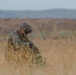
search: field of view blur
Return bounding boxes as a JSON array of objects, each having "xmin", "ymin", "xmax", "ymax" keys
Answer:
[{"xmin": 0, "ymin": 18, "xmax": 76, "ymax": 75}]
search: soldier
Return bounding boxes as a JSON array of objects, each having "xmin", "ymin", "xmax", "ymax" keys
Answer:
[{"xmin": 5, "ymin": 23, "xmax": 45, "ymax": 67}]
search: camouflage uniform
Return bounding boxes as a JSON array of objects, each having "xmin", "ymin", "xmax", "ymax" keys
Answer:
[{"xmin": 5, "ymin": 23, "xmax": 45, "ymax": 67}]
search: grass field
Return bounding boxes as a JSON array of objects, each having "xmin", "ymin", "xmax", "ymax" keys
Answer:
[
  {"xmin": 0, "ymin": 19, "xmax": 76, "ymax": 75},
  {"xmin": 0, "ymin": 36, "xmax": 76, "ymax": 75}
]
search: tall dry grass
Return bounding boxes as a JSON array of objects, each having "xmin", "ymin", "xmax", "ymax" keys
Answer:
[{"xmin": 0, "ymin": 36, "xmax": 76, "ymax": 75}]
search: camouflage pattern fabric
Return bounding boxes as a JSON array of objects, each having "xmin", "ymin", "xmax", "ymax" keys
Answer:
[{"xmin": 5, "ymin": 30, "xmax": 45, "ymax": 67}]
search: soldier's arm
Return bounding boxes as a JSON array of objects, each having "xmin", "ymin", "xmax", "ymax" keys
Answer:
[
  {"xmin": 27, "ymin": 40, "xmax": 41, "ymax": 53},
  {"xmin": 28, "ymin": 40, "xmax": 46, "ymax": 66}
]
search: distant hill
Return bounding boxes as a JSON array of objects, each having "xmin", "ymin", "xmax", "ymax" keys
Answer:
[{"xmin": 0, "ymin": 9, "xmax": 76, "ymax": 19}]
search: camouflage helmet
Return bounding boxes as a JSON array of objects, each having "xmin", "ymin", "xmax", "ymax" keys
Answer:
[{"xmin": 20, "ymin": 23, "xmax": 32, "ymax": 33}]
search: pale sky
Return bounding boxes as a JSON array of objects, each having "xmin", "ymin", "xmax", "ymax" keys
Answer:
[{"xmin": 0, "ymin": 0, "xmax": 76, "ymax": 10}]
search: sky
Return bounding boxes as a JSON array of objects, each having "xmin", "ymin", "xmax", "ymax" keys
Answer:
[{"xmin": 0, "ymin": 0, "xmax": 76, "ymax": 10}]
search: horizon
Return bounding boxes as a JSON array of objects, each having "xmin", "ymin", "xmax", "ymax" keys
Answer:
[{"xmin": 0, "ymin": 8, "xmax": 76, "ymax": 11}]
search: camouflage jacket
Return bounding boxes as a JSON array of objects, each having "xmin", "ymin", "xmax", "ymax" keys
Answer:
[
  {"xmin": 8, "ymin": 30, "xmax": 32, "ymax": 47},
  {"xmin": 7, "ymin": 30, "xmax": 45, "ymax": 66}
]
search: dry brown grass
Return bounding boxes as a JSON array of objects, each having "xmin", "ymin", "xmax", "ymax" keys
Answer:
[
  {"xmin": 0, "ymin": 37, "xmax": 76, "ymax": 75},
  {"xmin": 0, "ymin": 18, "xmax": 76, "ymax": 75}
]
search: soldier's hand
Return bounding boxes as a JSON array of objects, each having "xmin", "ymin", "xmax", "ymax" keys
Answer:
[
  {"xmin": 29, "ymin": 43, "xmax": 38, "ymax": 50},
  {"xmin": 29, "ymin": 43, "xmax": 34, "ymax": 48}
]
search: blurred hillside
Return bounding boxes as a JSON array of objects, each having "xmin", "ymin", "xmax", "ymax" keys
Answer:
[{"xmin": 1, "ymin": 9, "xmax": 76, "ymax": 19}]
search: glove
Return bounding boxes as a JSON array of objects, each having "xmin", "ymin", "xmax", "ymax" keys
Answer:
[
  {"xmin": 29, "ymin": 44, "xmax": 38, "ymax": 50},
  {"xmin": 29, "ymin": 43, "xmax": 34, "ymax": 48}
]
